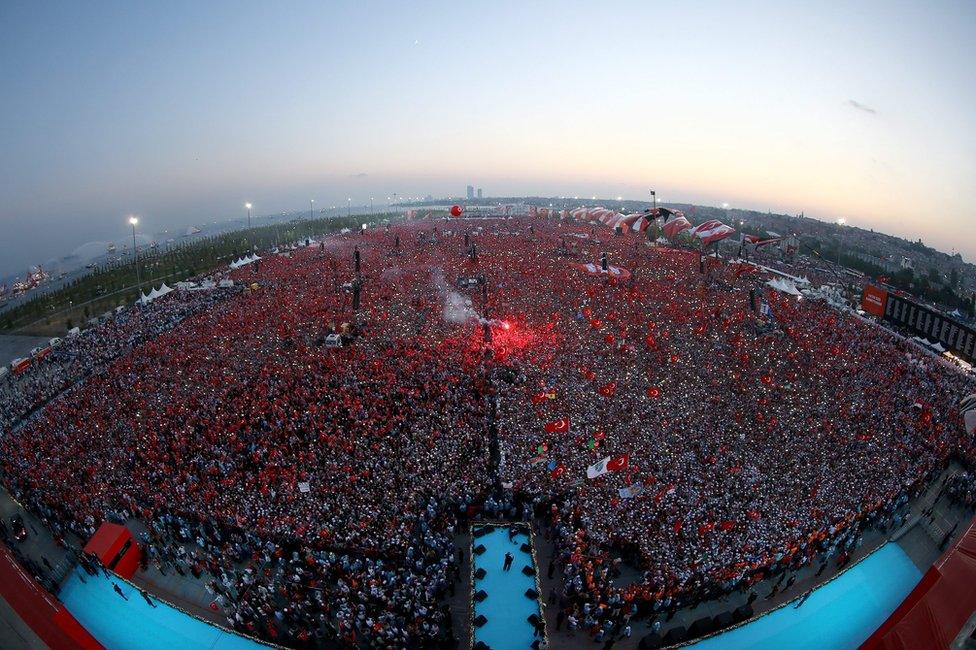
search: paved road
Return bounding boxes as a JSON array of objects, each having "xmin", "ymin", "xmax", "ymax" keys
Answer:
[
  {"xmin": 0, "ymin": 335, "xmax": 49, "ymax": 366},
  {"xmin": 0, "ymin": 594, "xmax": 48, "ymax": 650}
]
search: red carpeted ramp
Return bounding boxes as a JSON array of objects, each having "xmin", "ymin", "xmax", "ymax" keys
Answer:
[
  {"xmin": 862, "ymin": 516, "xmax": 976, "ymax": 650},
  {"xmin": 0, "ymin": 545, "xmax": 102, "ymax": 649},
  {"xmin": 83, "ymin": 522, "xmax": 141, "ymax": 580}
]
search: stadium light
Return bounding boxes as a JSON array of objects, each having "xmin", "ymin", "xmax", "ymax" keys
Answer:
[
  {"xmin": 128, "ymin": 216, "xmax": 141, "ymax": 290},
  {"xmin": 245, "ymin": 203, "xmax": 252, "ymax": 229}
]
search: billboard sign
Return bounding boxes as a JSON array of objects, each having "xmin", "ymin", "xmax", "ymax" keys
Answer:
[{"xmin": 861, "ymin": 284, "xmax": 888, "ymax": 317}]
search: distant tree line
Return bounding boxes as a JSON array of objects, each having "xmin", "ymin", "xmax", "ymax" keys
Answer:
[{"xmin": 0, "ymin": 213, "xmax": 398, "ymax": 332}]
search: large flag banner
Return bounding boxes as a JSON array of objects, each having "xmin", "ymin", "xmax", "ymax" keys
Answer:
[
  {"xmin": 690, "ymin": 220, "xmax": 736, "ymax": 246},
  {"xmin": 619, "ymin": 482, "xmax": 644, "ymax": 499},
  {"xmin": 607, "ymin": 454, "xmax": 629, "ymax": 472},
  {"xmin": 631, "ymin": 216, "xmax": 652, "ymax": 233},
  {"xmin": 575, "ymin": 262, "xmax": 633, "ymax": 281},
  {"xmin": 544, "ymin": 417, "xmax": 570, "ymax": 433},
  {"xmin": 662, "ymin": 216, "xmax": 693, "ymax": 239},
  {"xmin": 587, "ymin": 457, "xmax": 611, "ymax": 479},
  {"xmin": 744, "ymin": 234, "xmax": 783, "ymax": 248},
  {"xmin": 586, "ymin": 454, "xmax": 629, "ymax": 479},
  {"xmin": 531, "ymin": 390, "xmax": 556, "ymax": 405}
]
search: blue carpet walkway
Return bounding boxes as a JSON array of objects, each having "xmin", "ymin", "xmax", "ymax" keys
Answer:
[
  {"xmin": 689, "ymin": 543, "xmax": 921, "ymax": 650},
  {"xmin": 59, "ymin": 568, "xmax": 268, "ymax": 650}
]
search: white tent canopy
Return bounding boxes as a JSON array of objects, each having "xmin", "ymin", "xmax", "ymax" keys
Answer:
[
  {"xmin": 229, "ymin": 253, "xmax": 261, "ymax": 269},
  {"xmin": 137, "ymin": 283, "xmax": 175, "ymax": 305},
  {"xmin": 766, "ymin": 277, "xmax": 804, "ymax": 297}
]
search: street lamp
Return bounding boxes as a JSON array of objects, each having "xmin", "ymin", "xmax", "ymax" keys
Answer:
[
  {"xmin": 129, "ymin": 216, "xmax": 141, "ymax": 290},
  {"xmin": 836, "ymin": 219, "xmax": 847, "ymax": 265},
  {"xmin": 370, "ymin": 197, "xmax": 374, "ymax": 214},
  {"xmin": 347, "ymin": 197, "xmax": 352, "ymax": 217},
  {"xmin": 245, "ymin": 202, "xmax": 252, "ymax": 229},
  {"xmin": 310, "ymin": 199, "xmax": 315, "ymax": 221}
]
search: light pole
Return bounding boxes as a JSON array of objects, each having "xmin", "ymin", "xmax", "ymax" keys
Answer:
[
  {"xmin": 129, "ymin": 216, "xmax": 141, "ymax": 291},
  {"xmin": 347, "ymin": 197, "xmax": 352, "ymax": 217},
  {"xmin": 245, "ymin": 202, "xmax": 252, "ymax": 229},
  {"xmin": 310, "ymin": 199, "xmax": 315, "ymax": 221},
  {"xmin": 836, "ymin": 218, "xmax": 846, "ymax": 265},
  {"xmin": 650, "ymin": 189, "xmax": 656, "ymax": 210},
  {"xmin": 370, "ymin": 197, "xmax": 374, "ymax": 214}
]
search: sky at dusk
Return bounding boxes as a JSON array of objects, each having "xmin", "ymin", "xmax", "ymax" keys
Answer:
[{"xmin": 1, "ymin": 1, "xmax": 975, "ymax": 276}]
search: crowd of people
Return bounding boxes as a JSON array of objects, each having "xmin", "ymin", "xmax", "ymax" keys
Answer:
[
  {"xmin": 0, "ymin": 216, "xmax": 973, "ymax": 648},
  {"xmin": 0, "ymin": 285, "xmax": 235, "ymax": 435}
]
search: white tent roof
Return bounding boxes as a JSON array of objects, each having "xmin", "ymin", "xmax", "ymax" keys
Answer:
[
  {"xmin": 229, "ymin": 253, "xmax": 261, "ymax": 269},
  {"xmin": 766, "ymin": 277, "xmax": 804, "ymax": 297},
  {"xmin": 137, "ymin": 283, "xmax": 175, "ymax": 304}
]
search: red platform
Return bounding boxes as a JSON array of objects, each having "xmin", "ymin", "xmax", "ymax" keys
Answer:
[
  {"xmin": 83, "ymin": 522, "xmax": 141, "ymax": 580},
  {"xmin": 0, "ymin": 545, "xmax": 102, "ymax": 649},
  {"xmin": 862, "ymin": 516, "xmax": 976, "ymax": 650}
]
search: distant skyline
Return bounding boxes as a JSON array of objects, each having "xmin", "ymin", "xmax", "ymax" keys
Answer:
[{"xmin": 2, "ymin": 1, "xmax": 975, "ymax": 276}]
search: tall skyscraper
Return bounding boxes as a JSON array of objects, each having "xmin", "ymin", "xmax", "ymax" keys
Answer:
[
  {"xmin": 477, "ymin": 188, "xmax": 483, "ymax": 199},
  {"xmin": 466, "ymin": 185, "xmax": 475, "ymax": 200}
]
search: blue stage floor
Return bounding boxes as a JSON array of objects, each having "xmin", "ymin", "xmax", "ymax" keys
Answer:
[
  {"xmin": 59, "ymin": 568, "xmax": 267, "ymax": 650},
  {"xmin": 472, "ymin": 526, "xmax": 542, "ymax": 649},
  {"xmin": 689, "ymin": 543, "xmax": 922, "ymax": 650}
]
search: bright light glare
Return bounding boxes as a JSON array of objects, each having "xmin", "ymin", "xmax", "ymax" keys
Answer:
[
  {"xmin": 128, "ymin": 216, "xmax": 138, "ymax": 225},
  {"xmin": 245, "ymin": 202, "xmax": 252, "ymax": 209}
]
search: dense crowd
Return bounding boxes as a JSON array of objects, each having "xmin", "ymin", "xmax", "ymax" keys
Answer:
[
  {"xmin": 0, "ymin": 217, "xmax": 972, "ymax": 648},
  {"xmin": 0, "ymin": 284, "xmax": 235, "ymax": 434}
]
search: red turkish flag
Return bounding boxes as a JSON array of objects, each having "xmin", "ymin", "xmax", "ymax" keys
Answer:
[
  {"xmin": 597, "ymin": 382, "xmax": 616, "ymax": 397},
  {"xmin": 607, "ymin": 454, "xmax": 629, "ymax": 472},
  {"xmin": 544, "ymin": 417, "xmax": 570, "ymax": 433}
]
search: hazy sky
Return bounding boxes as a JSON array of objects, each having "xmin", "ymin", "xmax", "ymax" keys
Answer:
[{"xmin": 1, "ymin": 1, "xmax": 975, "ymax": 276}]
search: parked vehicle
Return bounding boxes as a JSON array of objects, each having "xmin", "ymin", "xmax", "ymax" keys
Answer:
[{"xmin": 9, "ymin": 514, "xmax": 27, "ymax": 542}]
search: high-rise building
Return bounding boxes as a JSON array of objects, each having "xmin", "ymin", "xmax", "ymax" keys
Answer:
[
  {"xmin": 477, "ymin": 188, "xmax": 483, "ymax": 199},
  {"xmin": 466, "ymin": 185, "xmax": 475, "ymax": 200}
]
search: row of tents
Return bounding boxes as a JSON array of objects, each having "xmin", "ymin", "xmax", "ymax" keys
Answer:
[
  {"xmin": 137, "ymin": 283, "xmax": 174, "ymax": 305},
  {"xmin": 229, "ymin": 253, "xmax": 261, "ymax": 269}
]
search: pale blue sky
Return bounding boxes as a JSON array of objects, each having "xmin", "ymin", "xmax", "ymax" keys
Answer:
[{"xmin": 1, "ymin": 1, "xmax": 974, "ymax": 274}]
